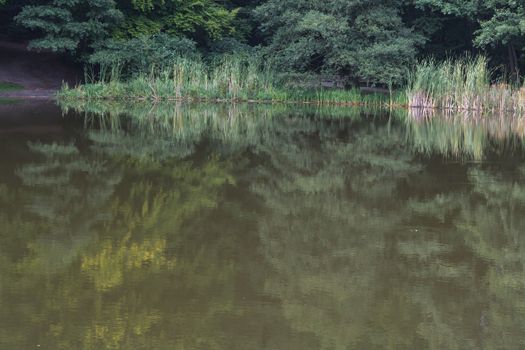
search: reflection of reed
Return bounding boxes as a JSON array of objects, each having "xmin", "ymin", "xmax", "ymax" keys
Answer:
[
  {"xmin": 59, "ymin": 100, "xmax": 396, "ymax": 145},
  {"xmin": 68, "ymin": 102, "xmax": 278, "ymax": 147},
  {"xmin": 406, "ymin": 109, "xmax": 525, "ymax": 160},
  {"xmin": 61, "ymin": 98, "xmax": 525, "ymax": 161},
  {"xmin": 408, "ymin": 88, "xmax": 525, "ymax": 114}
]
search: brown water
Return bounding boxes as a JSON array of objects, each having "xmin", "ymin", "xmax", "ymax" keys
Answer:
[{"xmin": 1, "ymin": 101, "xmax": 525, "ymax": 349}]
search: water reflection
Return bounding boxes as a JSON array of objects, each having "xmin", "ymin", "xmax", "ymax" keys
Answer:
[
  {"xmin": 63, "ymin": 100, "xmax": 525, "ymax": 160},
  {"xmin": 0, "ymin": 101, "xmax": 525, "ymax": 349},
  {"xmin": 407, "ymin": 108, "xmax": 525, "ymax": 160}
]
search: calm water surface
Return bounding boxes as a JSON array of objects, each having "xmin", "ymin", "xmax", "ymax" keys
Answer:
[{"xmin": 1, "ymin": 101, "xmax": 525, "ymax": 349}]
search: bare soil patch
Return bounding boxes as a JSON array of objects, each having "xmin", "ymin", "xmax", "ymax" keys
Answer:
[{"xmin": 0, "ymin": 41, "xmax": 79, "ymax": 99}]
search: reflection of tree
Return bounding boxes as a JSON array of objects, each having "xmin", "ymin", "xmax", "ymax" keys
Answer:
[
  {"xmin": 0, "ymin": 127, "xmax": 239, "ymax": 349},
  {"xmin": 411, "ymin": 167, "xmax": 525, "ymax": 349},
  {"xmin": 400, "ymin": 166, "xmax": 525, "ymax": 349},
  {"xmin": 13, "ymin": 141, "xmax": 121, "ymax": 270},
  {"xmin": 251, "ymin": 119, "xmax": 427, "ymax": 349},
  {"xmin": 3, "ymin": 102, "xmax": 525, "ymax": 349},
  {"xmin": 251, "ymin": 115, "xmax": 525, "ymax": 349}
]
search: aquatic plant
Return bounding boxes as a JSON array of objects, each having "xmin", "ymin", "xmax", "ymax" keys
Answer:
[
  {"xmin": 407, "ymin": 57, "xmax": 525, "ymax": 114},
  {"xmin": 57, "ymin": 55, "xmax": 398, "ymax": 107}
]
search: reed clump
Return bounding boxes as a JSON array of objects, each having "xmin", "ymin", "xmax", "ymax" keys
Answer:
[
  {"xmin": 407, "ymin": 57, "xmax": 525, "ymax": 114},
  {"xmin": 58, "ymin": 56, "xmax": 397, "ymax": 107}
]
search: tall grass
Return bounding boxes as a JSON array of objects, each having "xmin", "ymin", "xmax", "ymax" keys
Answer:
[
  {"xmin": 407, "ymin": 56, "xmax": 525, "ymax": 114},
  {"xmin": 58, "ymin": 56, "xmax": 397, "ymax": 107}
]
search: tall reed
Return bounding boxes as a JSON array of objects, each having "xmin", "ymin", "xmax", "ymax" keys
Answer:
[
  {"xmin": 407, "ymin": 57, "xmax": 525, "ymax": 114},
  {"xmin": 58, "ymin": 56, "xmax": 396, "ymax": 107}
]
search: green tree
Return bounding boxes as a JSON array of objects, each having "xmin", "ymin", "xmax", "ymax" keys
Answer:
[
  {"xmin": 14, "ymin": 0, "xmax": 123, "ymax": 54},
  {"xmin": 89, "ymin": 33, "xmax": 198, "ymax": 74},
  {"xmin": 474, "ymin": 0, "xmax": 525, "ymax": 79},
  {"xmin": 254, "ymin": 0, "xmax": 425, "ymax": 85},
  {"xmin": 113, "ymin": 0, "xmax": 239, "ymax": 45},
  {"xmin": 413, "ymin": 0, "xmax": 525, "ymax": 79},
  {"xmin": 13, "ymin": 0, "xmax": 238, "ymax": 60}
]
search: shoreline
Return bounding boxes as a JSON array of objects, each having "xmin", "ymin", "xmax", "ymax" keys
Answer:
[{"xmin": 0, "ymin": 90, "xmax": 57, "ymax": 99}]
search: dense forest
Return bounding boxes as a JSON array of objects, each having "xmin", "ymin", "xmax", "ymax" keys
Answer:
[{"xmin": 1, "ymin": 0, "xmax": 524, "ymax": 86}]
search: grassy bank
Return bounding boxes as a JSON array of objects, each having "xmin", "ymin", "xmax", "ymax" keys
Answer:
[
  {"xmin": 407, "ymin": 57, "xmax": 525, "ymax": 114},
  {"xmin": 59, "ymin": 56, "xmax": 525, "ymax": 116},
  {"xmin": 57, "ymin": 57, "xmax": 403, "ymax": 107}
]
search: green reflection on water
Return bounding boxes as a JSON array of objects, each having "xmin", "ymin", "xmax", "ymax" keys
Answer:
[
  {"xmin": 406, "ymin": 109, "xmax": 525, "ymax": 160},
  {"xmin": 62, "ymin": 100, "xmax": 525, "ymax": 161},
  {"xmin": 0, "ymin": 102, "xmax": 525, "ymax": 349},
  {"xmin": 1, "ymin": 131, "xmax": 237, "ymax": 349}
]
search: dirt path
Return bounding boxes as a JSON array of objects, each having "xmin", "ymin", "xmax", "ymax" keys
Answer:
[{"xmin": 0, "ymin": 42, "xmax": 79, "ymax": 99}]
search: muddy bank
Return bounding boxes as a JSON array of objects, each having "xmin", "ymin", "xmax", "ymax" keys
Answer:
[{"xmin": 0, "ymin": 41, "xmax": 79, "ymax": 98}]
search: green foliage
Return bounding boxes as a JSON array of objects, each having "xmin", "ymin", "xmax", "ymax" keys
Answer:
[
  {"xmin": 12, "ymin": 0, "xmax": 238, "ymax": 60},
  {"xmin": 407, "ymin": 56, "xmax": 525, "ymax": 113},
  {"xmin": 8, "ymin": 0, "xmax": 525, "ymax": 85},
  {"xmin": 15, "ymin": 0, "xmax": 123, "ymax": 54},
  {"xmin": 206, "ymin": 37, "xmax": 255, "ymax": 60},
  {"xmin": 474, "ymin": 1, "xmax": 525, "ymax": 48},
  {"xmin": 114, "ymin": 0, "xmax": 239, "ymax": 43},
  {"xmin": 415, "ymin": 0, "xmax": 525, "ymax": 49},
  {"xmin": 58, "ymin": 55, "xmax": 398, "ymax": 105},
  {"xmin": 413, "ymin": 0, "xmax": 525, "ymax": 76},
  {"xmin": 255, "ymin": 0, "xmax": 425, "ymax": 84},
  {"xmin": 89, "ymin": 33, "xmax": 198, "ymax": 75},
  {"xmin": 413, "ymin": 0, "xmax": 479, "ymax": 17}
]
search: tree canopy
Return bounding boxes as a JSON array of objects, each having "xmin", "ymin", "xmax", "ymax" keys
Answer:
[
  {"xmin": 2, "ymin": 0, "xmax": 525, "ymax": 85},
  {"xmin": 254, "ymin": 0, "xmax": 425, "ymax": 84}
]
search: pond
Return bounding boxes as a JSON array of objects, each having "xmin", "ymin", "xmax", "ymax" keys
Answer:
[{"xmin": 1, "ymin": 100, "xmax": 525, "ymax": 349}]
